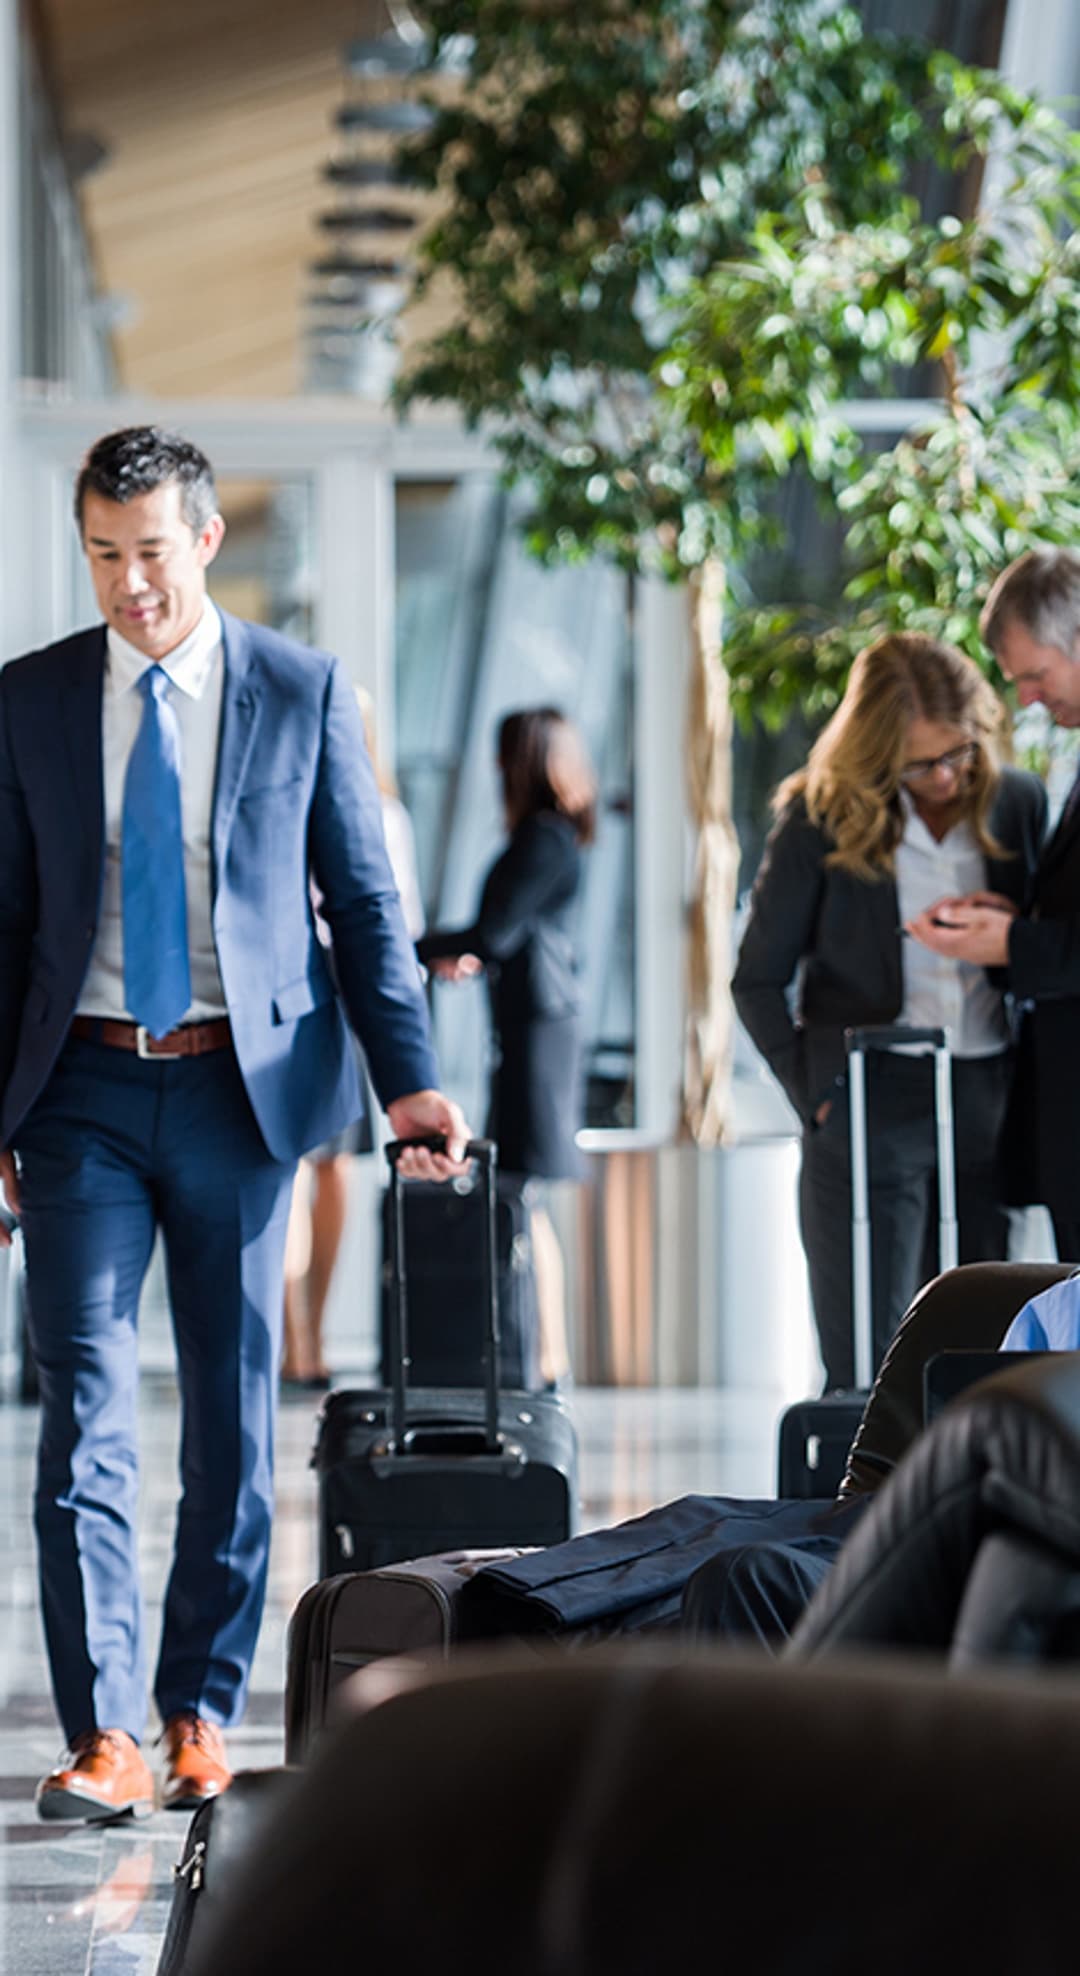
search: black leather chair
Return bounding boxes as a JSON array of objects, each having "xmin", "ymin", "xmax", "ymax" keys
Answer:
[
  {"xmin": 790, "ymin": 1349, "xmax": 1080, "ymax": 1665},
  {"xmin": 838, "ymin": 1258, "xmax": 1076, "ymax": 1497},
  {"xmin": 188, "ymin": 1647, "xmax": 1080, "ymax": 1976},
  {"xmin": 682, "ymin": 1260, "xmax": 1077, "ymax": 1643}
]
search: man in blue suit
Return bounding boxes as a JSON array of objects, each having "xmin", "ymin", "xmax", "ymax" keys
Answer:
[{"xmin": 0, "ymin": 426, "xmax": 466, "ymax": 1822}]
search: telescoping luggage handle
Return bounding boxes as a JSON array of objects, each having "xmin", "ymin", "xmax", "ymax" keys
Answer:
[
  {"xmin": 844, "ymin": 1025, "xmax": 958, "ymax": 1390},
  {"xmin": 384, "ymin": 1135, "xmax": 502, "ymax": 1458}
]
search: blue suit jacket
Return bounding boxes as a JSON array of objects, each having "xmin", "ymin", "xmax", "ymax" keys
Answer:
[{"xmin": 0, "ymin": 610, "xmax": 439, "ymax": 1161}]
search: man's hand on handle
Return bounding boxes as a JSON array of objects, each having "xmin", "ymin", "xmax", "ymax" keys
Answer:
[
  {"xmin": 386, "ymin": 1090, "xmax": 471, "ymax": 1181},
  {"xmin": 0, "ymin": 1149, "xmax": 20, "ymax": 1246}
]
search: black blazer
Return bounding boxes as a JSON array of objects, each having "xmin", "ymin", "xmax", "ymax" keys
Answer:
[
  {"xmin": 733, "ymin": 765, "xmax": 1047, "ymax": 1125},
  {"xmin": 417, "ymin": 812, "xmax": 583, "ymax": 1031},
  {"xmin": 1003, "ymin": 785, "xmax": 1080, "ymax": 1211}
]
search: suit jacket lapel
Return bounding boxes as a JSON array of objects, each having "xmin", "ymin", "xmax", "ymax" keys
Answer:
[
  {"xmin": 1040, "ymin": 774, "xmax": 1080, "ymax": 878},
  {"xmin": 212, "ymin": 611, "xmax": 262, "ymax": 891},
  {"xmin": 61, "ymin": 631, "xmax": 106, "ymax": 886}
]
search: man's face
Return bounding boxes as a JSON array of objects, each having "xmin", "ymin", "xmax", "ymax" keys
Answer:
[
  {"xmin": 996, "ymin": 616, "xmax": 1080, "ymax": 728},
  {"xmin": 81, "ymin": 480, "xmax": 225, "ymax": 660}
]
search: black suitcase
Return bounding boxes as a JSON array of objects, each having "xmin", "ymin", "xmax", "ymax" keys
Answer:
[
  {"xmin": 777, "ymin": 1396, "xmax": 866, "ymax": 1501},
  {"xmin": 284, "ymin": 1546, "xmax": 534, "ymax": 1763},
  {"xmin": 377, "ymin": 1170, "xmax": 542, "ymax": 1390},
  {"xmin": 312, "ymin": 1135, "xmax": 579, "ymax": 1578},
  {"xmin": 155, "ymin": 1768, "xmax": 300, "ymax": 1976},
  {"xmin": 778, "ymin": 1025, "xmax": 958, "ymax": 1499}
]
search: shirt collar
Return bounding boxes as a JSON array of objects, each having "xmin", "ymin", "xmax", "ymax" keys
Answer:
[
  {"xmin": 106, "ymin": 598, "xmax": 222, "ymax": 701},
  {"xmin": 899, "ymin": 786, "xmax": 971, "ymax": 849}
]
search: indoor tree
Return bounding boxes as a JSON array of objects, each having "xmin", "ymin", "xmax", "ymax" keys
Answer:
[{"xmin": 394, "ymin": 0, "xmax": 1034, "ymax": 1141}]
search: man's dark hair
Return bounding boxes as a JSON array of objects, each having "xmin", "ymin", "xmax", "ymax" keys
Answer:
[
  {"xmin": 498, "ymin": 705, "xmax": 598, "ymax": 845},
  {"xmin": 74, "ymin": 426, "xmax": 219, "ymax": 537}
]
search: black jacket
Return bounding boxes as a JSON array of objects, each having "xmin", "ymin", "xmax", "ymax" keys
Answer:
[
  {"xmin": 1003, "ymin": 783, "xmax": 1080, "ymax": 1211},
  {"xmin": 417, "ymin": 811, "xmax": 585, "ymax": 1179},
  {"xmin": 732, "ymin": 766, "xmax": 1047, "ymax": 1125},
  {"xmin": 417, "ymin": 812, "xmax": 583, "ymax": 1030}
]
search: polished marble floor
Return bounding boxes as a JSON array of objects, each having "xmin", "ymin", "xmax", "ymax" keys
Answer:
[{"xmin": 0, "ymin": 1351, "xmax": 783, "ymax": 1973}]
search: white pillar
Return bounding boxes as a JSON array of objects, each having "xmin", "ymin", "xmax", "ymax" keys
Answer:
[
  {"xmin": 316, "ymin": 449, "xmax": 397, "ymax": 757},
  {"xmin": 999, "ymin": 0, "xmax": 1080, "ymax": 104}
]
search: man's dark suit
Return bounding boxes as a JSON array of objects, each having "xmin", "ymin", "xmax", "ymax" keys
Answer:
[
  {"xmin": 0, "ymin": 610, "xmax": 438, "ymax": 1741},
  {"xmin": 1005, "ymin": 777, "xmax": 1080, "ymax": 1255}
]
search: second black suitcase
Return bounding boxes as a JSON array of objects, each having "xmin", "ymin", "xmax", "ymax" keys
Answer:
[
  {"xmin": 313, "ymin": 1137, "xmax": 579, "ymax": 1578},
  {"xmin": 777, "ymin": 1395, "xmax": 866, "ymax": 1500},
  {"xmin": 777, "ymin": 1025, "xmax": 959, "ymax": 1499}
]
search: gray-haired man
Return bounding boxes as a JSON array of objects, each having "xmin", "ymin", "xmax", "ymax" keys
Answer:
[{"xmin": 907, "ymin": 547, "xmax": 1080, "ymax": 1256}]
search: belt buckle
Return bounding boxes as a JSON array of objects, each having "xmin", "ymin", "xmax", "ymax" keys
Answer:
[{"xmin": 136, "ymin": 1025, "xmax": 183, "ymax": 1060}]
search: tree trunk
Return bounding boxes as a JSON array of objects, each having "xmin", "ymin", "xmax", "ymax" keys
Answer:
[{"xmin": 682, "ymin": 558, "xmax": 740, "ymax": 1147}]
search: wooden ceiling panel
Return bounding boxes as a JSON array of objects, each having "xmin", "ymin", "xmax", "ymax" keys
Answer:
[{"xmin": 35, "ymin": 0, "xmax": 420, "ymax": 399}]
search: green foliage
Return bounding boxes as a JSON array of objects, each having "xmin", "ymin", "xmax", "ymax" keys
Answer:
[
  {"xmin": 397, "ymin": 1, "xmax": 941, "ymax": 574},
  {"xmin": 667, "ymin": 68, "xmax": 1080, "ymax": 723},
  {"xmin": 397, "ymin": 4, "xmax": 1080, "ymax": 725}
]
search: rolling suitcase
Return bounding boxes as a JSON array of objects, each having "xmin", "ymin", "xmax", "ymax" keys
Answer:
[
  {"xmin": 312, "ymin": 1135, "xmax": 578, "ymax": 1578},
  {"xmin": 777, "ymin": 1024, "xmax": 958, "ymax": 1499},
  {"xmin": 377, "ymin": 1170, "xmax": 542, "ymax": 1390},
  {"xmin": 284, "ymin": 1546, "xmax": 534, "ymax": 1763}
]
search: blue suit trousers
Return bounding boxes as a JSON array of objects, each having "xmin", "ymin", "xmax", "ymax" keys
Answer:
[{"xmin": 14, "ymin": 1034, "xmax": 295, "ymax": 1743}]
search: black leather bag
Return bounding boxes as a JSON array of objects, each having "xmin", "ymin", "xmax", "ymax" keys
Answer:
[
  {"xmin": 284, "ymin": 1546, "xmax": 534, "ymax": 1764},
  {"xmin": 155, "ymin": 1769, "xmax": 300, "ymax": 1976}
]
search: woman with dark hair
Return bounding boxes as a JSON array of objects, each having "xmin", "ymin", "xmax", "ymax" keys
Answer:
[
  {"xmin": 417, "ymin": 707, "xmax": 597, "ymax": 1382},
  {"xmin": 733, "ymin": 631, "xmax": 1047, "ymax": 1391}
]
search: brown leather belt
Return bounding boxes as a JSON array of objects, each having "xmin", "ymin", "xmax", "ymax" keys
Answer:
[{"xmin": 70, "ymin": 1015, "xmax": 233, "ymax": 1059}]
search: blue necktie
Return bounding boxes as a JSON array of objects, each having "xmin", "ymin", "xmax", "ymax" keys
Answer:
[{"xmin": 122, "ymin": 666, "xmax": 191, "ymax": 1039}]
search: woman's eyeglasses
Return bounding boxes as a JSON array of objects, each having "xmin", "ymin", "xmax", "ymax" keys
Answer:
[{"xmin": 899, "ymin": 742, "xmax": 978, "ymax": 787}]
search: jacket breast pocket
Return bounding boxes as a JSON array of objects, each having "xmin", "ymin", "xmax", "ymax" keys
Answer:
[
  {"xmin": 271, "ymin": 970, "xmax": 335, "ymax": 1025},
  {"xmin": 238, "ymin": 774, "xmax": 305, "ymax": 807}
]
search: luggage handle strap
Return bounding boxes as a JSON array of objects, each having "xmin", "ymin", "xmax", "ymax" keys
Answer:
[
  {"xmin": 383, "ymin": 1136, "xmax": 502, "ymax": 1456},
  {"xmin": 845, "ymin": 1025, "xmax": 947, "ymax": 1054}
]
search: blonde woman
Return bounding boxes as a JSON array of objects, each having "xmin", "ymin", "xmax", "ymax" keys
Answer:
[{"xmin": 733, "ymin": 632, "xmax": 1046, "ymax": 1390}]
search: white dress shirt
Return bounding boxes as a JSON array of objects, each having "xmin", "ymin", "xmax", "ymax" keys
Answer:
[
  {"xmin": 78, "ymin": 599, "xmax": 228, "ymax": 1021},
  {"xmin": 893, "ymin": 793, "xmax": 1007, "ymax": 1058}
]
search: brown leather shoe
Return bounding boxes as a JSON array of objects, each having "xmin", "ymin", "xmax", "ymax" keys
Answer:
[
  {"xmin": 36, "ymin": 1729, "xmax": 154, "ymax": 1823},
  {"xmin": 160, "ymin": 1713, "xmax": 232, "ymax": 1811}
]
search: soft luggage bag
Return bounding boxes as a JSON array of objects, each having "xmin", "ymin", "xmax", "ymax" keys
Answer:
[
  {"xmin": 284, "ymin": 1546, "xmax": 535, "ymax": 1763},
  {"xmin": 155, "ymin": 1767, "xmax": 300, "ymax": 1976},
  {"xmin": 313, "ymin": 1136, "xmax": 578, "ymax": 1578},
  {"xmin": 777, "ymin": 1025, "xmax": 958, "ymax": 1499},
  {"xmin": 377, "ymin": 1170, "xmax": 542, "ymax": 1390}
]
